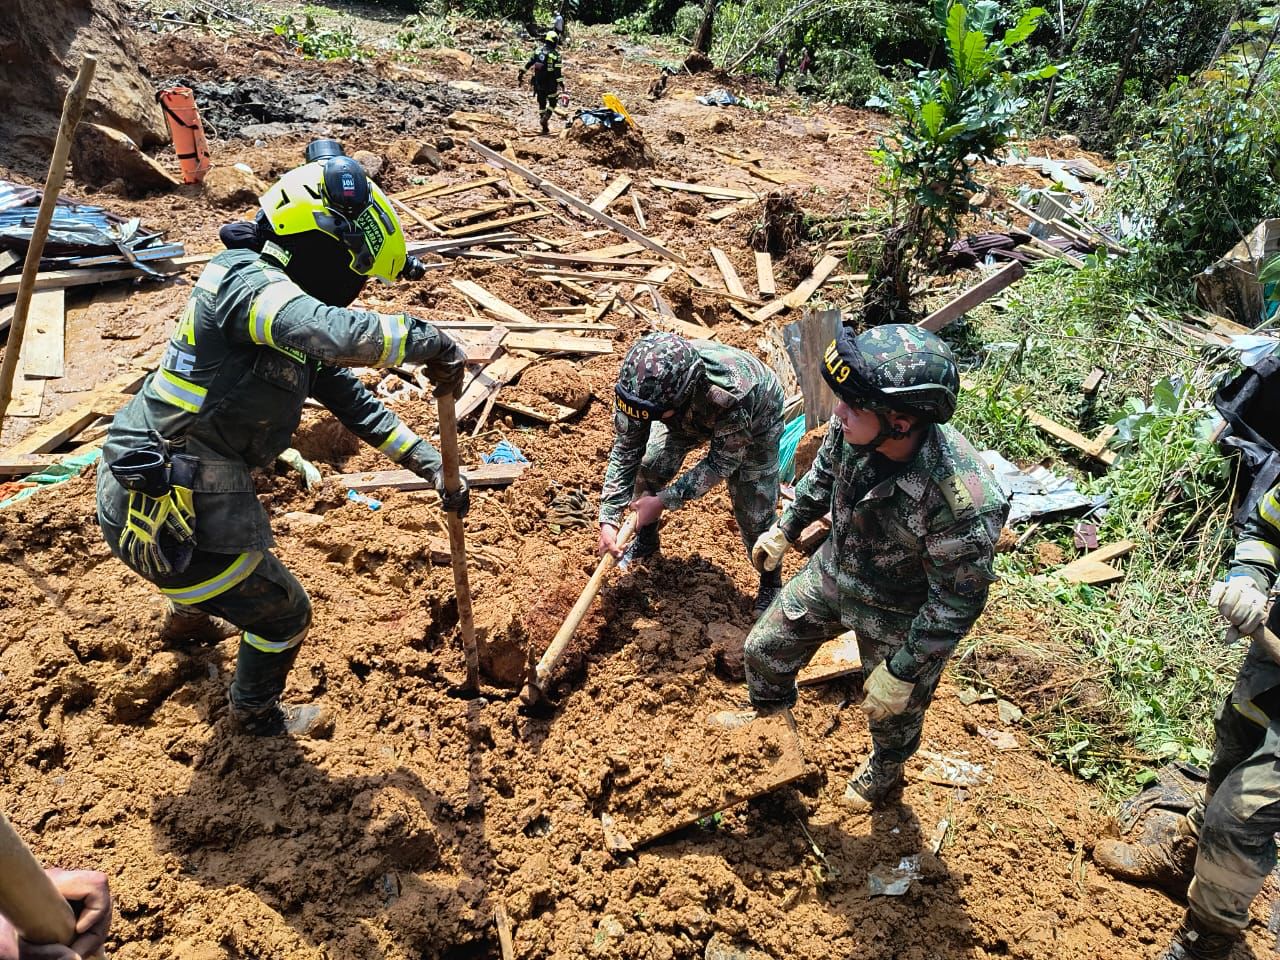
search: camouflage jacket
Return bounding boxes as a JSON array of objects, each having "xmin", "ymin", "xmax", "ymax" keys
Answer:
[
  {"xmin": 779, "ymin": 420, "xmax": 1009, "ymax": 681},
  {"xmin": 598, "ymin": 341, "xmax": 784, "ymax": 526},
  {"xmin": 100, "ymin": 247, "xmax": 454, "ymax": 554}
]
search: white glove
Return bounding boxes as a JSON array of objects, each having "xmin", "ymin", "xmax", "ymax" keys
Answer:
[
  {"xmin": 277, "ymin": 447, "xmax": 322, "ymax": 491},
  {"xmin": 1209, "ymin": 576, "xmax": 1269, "ymax": 635},
  {"xmin": 861, "ymin": 662, "xmax": 915, "ymax": 722},
  {"xmin": 751, "ymin": 524, "xmax": 790, "ymax": 572}
]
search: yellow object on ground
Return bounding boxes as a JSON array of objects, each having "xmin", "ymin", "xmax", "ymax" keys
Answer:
[{"xmin": 603, "ymin": 93, "xmax": 637, "ymax": 128}]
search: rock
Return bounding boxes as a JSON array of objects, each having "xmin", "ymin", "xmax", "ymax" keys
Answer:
[
  {"xmin": 591, "ymin": 914, "xmax": 626, "ymax": 954},
  {"xmin": 700, "ymin": 114, "xmax": 733, "ymax": 135},
  {"xmin": 412, "ymin": 143, "xmax": 444, "ymax": 169},
  {"xmin": 239, "ymin": 122, "xmax": 294, "ymax": 140},
  {"xmin": 352, "ymin": 150, "xmax": 385, "ymax": 180},
  {"xmin": 804, "ymin": 122, "xmax": 830, "ymax": 142},
  {"xmin": 0, "ymin": 0, "xmax": 166, "ymax": 178},
  {"xmin": 435, "ymin": 135, "xmax": 455, "ymax": 151},
  {"xmin": 70, "ymin": 123, "xmax": 179, "ymax": 196},
  {"xmin": 202, "ymin": 165, "xmax": 266, "ymax": 208},
  {"xmin": 705, "ymin": 934, "xmax": 773, "ymax": 960},
  {"xmin": 666, "ymin": 129, "xmax": 686, "ymax": 144}
]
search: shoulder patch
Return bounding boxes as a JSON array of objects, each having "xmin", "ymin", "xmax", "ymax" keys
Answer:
[{"xmin": 934, "ymin": 468, "xmax": 978, "ymax": 521}]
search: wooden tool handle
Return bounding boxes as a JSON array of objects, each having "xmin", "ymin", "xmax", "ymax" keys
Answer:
[
  {"xmin": 0, "ymin": 56, "xmax": 95, "ymax": 424},
  {"xmin": 0, "ymin": 812, "xmax": 76, "ymax": 946},
  {"xmin": 528, "ymin": 514, "xmax": 639, "ymax": 695},
  {"xmin": 436, "ymin": 392, "xmax": 479, "ymax": 692}
]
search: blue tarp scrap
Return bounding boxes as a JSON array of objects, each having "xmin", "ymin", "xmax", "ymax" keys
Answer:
[
  {"xmin": 482, "ymin": 441, "xmax": 530, "ymax": 465},
  {"xmin": 778, "ymin": 415, "xmax": 807, "ymax": 483},
  {"xmin": 695, "ymin": 88, "xmax": 740, "ymax": 107},
  {"xmin": 0, "ymin": 449, "xmax": 101, "ymax": 510}
]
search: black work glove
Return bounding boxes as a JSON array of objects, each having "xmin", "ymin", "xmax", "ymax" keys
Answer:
[
  {"xmin": 435, "ymin": 472, "xmax": 470, "ymax": 518},
  {"xmin": 423, "ymin": 334, "xmax": 466, "ymax": 398},
  {"xmin": 400, "ymin": 255, "xmax": 428, "ymax": 281}
]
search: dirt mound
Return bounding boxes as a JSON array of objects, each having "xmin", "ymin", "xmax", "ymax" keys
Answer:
[
  {"xmin": 0, "ymin": 0, "xmax": 166, "ymax": 175},
  {"xmin": 515, "ymin": 360, "xmax": 592, "ymax": 409},
  {"xmin": 565, "ymin": 121, "xmax": 655, "ymax": 169}
]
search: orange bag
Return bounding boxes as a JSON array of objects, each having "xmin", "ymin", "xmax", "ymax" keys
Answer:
[{"xmin": 157, "ymin": 87, "xmax": 211, "ymax": 184}]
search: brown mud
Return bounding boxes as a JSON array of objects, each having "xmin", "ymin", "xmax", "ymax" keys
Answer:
[{"xmin": 0, "ymin": 15, "xmax": 1274, "ymax": 960}]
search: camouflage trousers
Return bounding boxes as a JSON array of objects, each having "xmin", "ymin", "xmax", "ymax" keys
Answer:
[
  {"xmin": 639, "ymin": 420, "xmax": 782, "ymax": 557},
  {"xmin": 1180, "ymin": 632, "xmax": 1280, "ymax": 934},
  {"xmin": 743, "ymin": 557, "xmax": 946, "ymax": 764}
]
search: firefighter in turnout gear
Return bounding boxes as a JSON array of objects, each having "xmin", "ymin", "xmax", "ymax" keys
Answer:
[
  {"xmin": 96, "ymin": 141, "xmax": 469, "ymax": 738},
  {"xmin": 518, "ymin": 31, "xmax": 567, "ymax": 134},
  {"xmin": 1095, "ymin": 479, "xmax": 1280, "ymax": 959},
  {"xmin": 598, "ymin": 332, "xmax": 785, "ymax": 617},
  {"xmin": 730, "ymin": 324, "xmax": 1008, "ymax": 811}
]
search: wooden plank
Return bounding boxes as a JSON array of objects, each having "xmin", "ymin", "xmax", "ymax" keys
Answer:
[
  {"xmin": 783, "ymin": 308, "xmax": 843, "ymax": 431},
  {"xmin": 581, "ymin": 241, "xmax": 644, "ymax": 260},
  {"xmin": 0, "ymin": 253, "xmax": 212, "ymax": 297},
  {"xmin": 502, "ymin": 333, "xmax": 613, "ymax": 355},
  {"xmin": 0, "ymin": 454, "xmax": 65, "ymax": 478},
  {"xmin": 797, "ymin": 631, "xmax": 862, "ymax": 686},
  {"xmin": 521, "ymin": 251, "xmax": 662, "ymax": 269},
  {"xmin": 783, "ymin": 255, "xmax": 841, "ymax": 309},
  {"xmin": 710, "ymin": 247, "xmax": 749, "ymax": 300},
  {"xmin": 432, "ymin": 200, "xmax": 523, "ymax": 226},
  {"xmin": 1026, "ymin": 410, "xmax": 1118, "ymax": 466},
  {"xmin": 1082, "ymin": 368, "xmax": 1104, "ymax": 395},
  {"xmin": 456, "ymin": 354, "xmax": 531, "ymax": 419},
  {"xmin": 468, "ymin": 140, "xmax": 685, "ymax": 264},
  {"xmin": 451, "ymin": 280, "xmax": 538, "ymax": 327},
  {"xmin": 0, "ymin": 250, "xmax": 18, "ymax": 274},
  {"xmin": 917, "ymin": 260, "xmax": 1025, "ymax": 333},
  {"xmin": 0, "ymin": 368, "xmax": 149, "ymax": 456},
  {"xmin": 707, "ymin": 199, "xmax": 759, "ymax": 223},
  {"xmin": 431, "ymin": 319, "xmax": 615, "ymax": 333},
  {"xmin": 452, "ymin": 323, "xmax": 509, "ymax": 363},
  {"xmin": 335, "ymin": 461, "xmax": 528, "ymax": 493},
  {"xmin": 441, "ymin": 210, "xmax": 546, "ymax": 237},
  {"xmin": 530, "ymin": 268, "xmax": 658, "ymax": 284},
  {"xmin": 8, "ymin": 350, "xmax": 44, "ymax": 417},
  {"xmin": 631, "ymin": 192, "xmax": 647, "ymax": 230},
  {"xmin": 19, "ymin": 289, "xmax": 66, "ymax": 379},
  {"xmin": 493, "ymin": 397, "xmax": 578, "ymax": 423},
  {"xmin": 422, "ymin": 176, "xmax": 502, "ymax": 200},
  {"xmin": 589, "ymin": 175, "xmax": 633, "ymax": 212},
  {"xmin": 1049, "ymin": 541, "xmax": 1135, "ymax": 585},
  {"xmin": 755, "ymin": 251, "xmax": 776, "ymax": 297},
  {"xmin": 649, "ymin": 178, "xmax": 757, "ymax": 200}
]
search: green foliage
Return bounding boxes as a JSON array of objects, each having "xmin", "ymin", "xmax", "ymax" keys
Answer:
[
  {"xmin": 1109, "ymin": 4, "xmax": 1280, "ymax": 276},
  {"xmin": 272, "ymin": 11, "xmax": 367, "ymax": 61},
  {"xmin": 873, "ymin": 3, "xmax": 1055, "ymax": 255},
  {"xmin": 395, "ymin": 12, "xmax": 459, "ymax": 50}
]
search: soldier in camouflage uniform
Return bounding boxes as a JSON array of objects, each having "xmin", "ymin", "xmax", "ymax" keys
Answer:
[
  {"xmin": 1095, "ymin": 482, "xmax": 1280, "ymax": 959},
  {"xmin": 96, "ymin": 144, "xmax": 468, "ymax": 738},
  {"xmin": 598, "ymin": 332, "xmax": 785, "ymax": 614},
  {"xmin": 734, "ymin": 324, "xmax": 1008, "ymax": 811}
]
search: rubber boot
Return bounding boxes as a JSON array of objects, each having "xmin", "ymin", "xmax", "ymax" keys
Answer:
[
  {"xmin": 618, "ymin": 522, "xmax": 660, "ymax": 571},
  {"xmin": 843, "ymin": 752, "xmax": 906, "ymax": 812},
  {"xmin": 1154, "ymin": 912, "xmax": 1238, "ymax": 960},
  {"xmin": 1094, "ymin": 815, "xmax": 1198, "ymax": 897},
  {"xmin": 540, "ymin": 113, "xmax": 550, "ymax": 135},
  {"xmin": 159, "ymin": 601, "xmax": 238, "ymax": 647},
  {"xmin": 227, "ymin": 639, "xmax": 330, "ymax": 738},
  {"xmin": 753, "ymin": 567, "xmax": 782, "ymax": 618}
]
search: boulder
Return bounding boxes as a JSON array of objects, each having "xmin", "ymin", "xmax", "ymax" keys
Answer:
[
  {"xmin": 352, "ymin": 150, "xmax": 385, "ymax": 181},
  {"xmin": 203, "ymin": 165, "xmax": 267, "ymax": 208},
  {"xmin": 71, "ymin": 123, "xmax": 179, "ymax": 196},
  {"xmin": 0, "ymin": 0, "xmax": 166, "ymax": 177}
]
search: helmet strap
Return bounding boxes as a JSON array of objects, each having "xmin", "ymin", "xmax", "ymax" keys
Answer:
[{"xmin": 845, "ymin": 408, "xmax": 910, "ymax": 453}]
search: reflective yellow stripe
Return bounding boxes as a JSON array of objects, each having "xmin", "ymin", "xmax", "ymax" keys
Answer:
[
  {"xmin": 248, "ymin": 280, "xmax": 305, "ymax": 347},
  {"xmin": 377, "ymin": 313, "xmax": 409, "ymax": 367},
  {"xmin": 1236, "ymin": 539, "xmax": 1280, "ymax": 568},
  {"xmin": 153, "ymin": 369, "xmax": 209, "ymax": 414},
  {"xmin": 161, "ymin": 552, "xmax": 263, "ymax": 605},
  {"xmin": 194, "ymin": 262, "xmax": 228, "ymax": 294},
  {"xmin": 377, "ymin": 423, "xmax": 418, "ymax": 461},
  {"xmin": 243, "ymin": 629, "xmax": 305, "ymax": 654},
  {"xmin": 1234, "ymin": 698, "xmax": 1270, "ymax": 729},
  {"xmin": 1259, "ymin": 488, "xmax": 1280, "ymax": 534}
]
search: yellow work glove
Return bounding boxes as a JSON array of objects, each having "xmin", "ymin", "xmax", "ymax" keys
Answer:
[
  {"xmin": 861, "ymin": 662, "xmax": 915, "ymax": 722},
  {"xmin": 120, "ymin": 491, "xmax": 192, "ymax": 578},
  {"xmin": 751, "ymin": 523, "xmax": 790, "ymax": 572}
]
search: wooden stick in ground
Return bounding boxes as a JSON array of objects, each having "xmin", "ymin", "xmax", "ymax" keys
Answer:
[
  {"xmin": 520, "ymin": 514, "xmax": 639, "ymax": 706},
  {"xmin": 494, "ymin": 903, "xmax": 515, "ymax": 960},
  {"xmin": 436, "ymin": 392, "xmax": 480, "ymax": 693},
  {"xmin": 0, "ymin": 811, "xmax": 76, "ymax": 948},
  {"xmin": 0, "ymin": 56, "xmax": 96, "ymax": 425}
]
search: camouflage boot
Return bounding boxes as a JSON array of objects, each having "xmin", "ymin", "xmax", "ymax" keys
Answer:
[
  {"xmin": 752, "ymin": 568, "xmax": 782, "ymax": 618},
  {"xmin": 159, "ymin": 601, "xmax": 238, "ymax": 647},
  {"xmin": 1154, "ymin": 913, "xmax": 1238, "ymax": 960},
  {"xmin": 1094, "ymin": 815, "xmax": 1197, "ymax": 897},
  {"xmin": 843, "ymin": 753, "xmax": 905, "ymax": 812}
]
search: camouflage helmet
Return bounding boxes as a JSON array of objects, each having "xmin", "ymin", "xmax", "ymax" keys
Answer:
[
  {"xmin": 821, "ymin": 324, "xmax": 959, "ymax": 423},
  {"xmin": 615, "ymin": 332, "xmax": 703, "ymax": 421}
]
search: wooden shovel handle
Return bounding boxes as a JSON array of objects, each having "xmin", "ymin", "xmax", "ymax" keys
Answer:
[
  {"xmin": 0, "ymin": 812, "xmax": 76, "ymax": 946},
  {"xmin": 436, "ymin": 391, "xmax": 479, "ymax": 692}
]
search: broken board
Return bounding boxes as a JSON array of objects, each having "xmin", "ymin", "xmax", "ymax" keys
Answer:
[
  {"xmin": 797, "ymin": 630, "xmax": 863, "ymax": 686},
  {"xmin": 601, "ymin": 710, "xmax": 808, "ymax": 850},
  {"xmin": 18, "ymin": 289, "xmax": 66, "ymax": 379},
  {"xmin": 502, "ymin": 333, "xmax": 613, "ymax": 355},
  {"xmin": 334, "ymin": 462, "xmax": 528, "ymax": 493}
]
